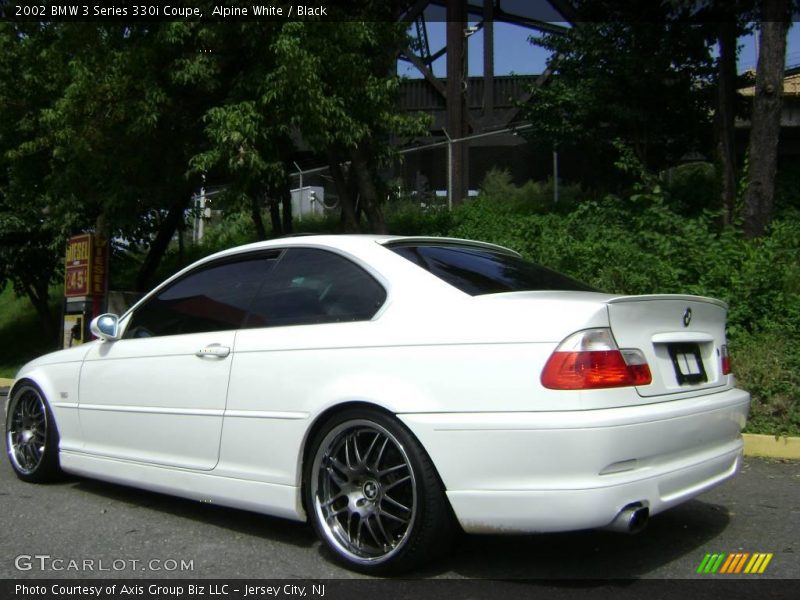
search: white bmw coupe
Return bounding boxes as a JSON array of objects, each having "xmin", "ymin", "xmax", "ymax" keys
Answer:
[{"xmin": 5, "ymin": 235, "xmax": 749, "ymax": 573}]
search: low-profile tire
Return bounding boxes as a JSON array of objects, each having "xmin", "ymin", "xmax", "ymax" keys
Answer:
[
  {"xmin": 5, "ymin": 382, "xmax": 62, "ymax": 483},
  {"xmin": 304, "ymin": 406, "xmax": 455, "ymax": 575}
]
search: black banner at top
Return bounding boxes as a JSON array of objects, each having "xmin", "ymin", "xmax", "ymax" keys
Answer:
[
  {"xmin": 4, "ymin": 1, "xmax": 339, "ymax": 22},
  {"xmin": 3, "ymin": 1, "xmax": 799, "ymax": 24}
]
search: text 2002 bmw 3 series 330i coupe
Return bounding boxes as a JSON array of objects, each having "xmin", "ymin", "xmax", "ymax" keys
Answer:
[{"xmin": 5, "ymin": 235, "xmax": 749, "ymax": 573}]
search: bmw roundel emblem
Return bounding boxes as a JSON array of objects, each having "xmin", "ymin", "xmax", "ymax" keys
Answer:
[{"xmin": 683, "ymin": 307, "xmax": 692, "ymax": 327}]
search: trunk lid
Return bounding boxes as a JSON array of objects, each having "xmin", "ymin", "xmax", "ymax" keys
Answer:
[{"xmin": 606, "ymin": 294, "xmax": 731, "ymax": 397}]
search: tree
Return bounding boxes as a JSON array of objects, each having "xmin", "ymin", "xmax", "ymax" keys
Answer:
[
  {"xmin": 525, "ymin": 1, "xmax": 716, "ymax": 181},
  {"xmin": 262, "ymin": 17, "xmax": 428, "ymax": 232},
  {"xmin": 188, "ymin": 22, "xmax": 295, "ymax": 238},
  {"xmin": 1, "ymin": 22, "xmax": 233, "ymax": 292},
  {"xmin": 0, "ymin": 22, "xmax": 74, "ymax": 342},
  {"xmin": 43, "ymin": 23, "xmax": 223, "ymax": 290},
  {"xmin": 743, "ymin": 0, "xmax": 793, "ymax": 238},
  {"xmin": 0, "ymin": 208, "xmax": 63, "ymax": 344},
  {"xmin": 190, "ymin": 14, "xmax": 426, "ymax": 235},
  {"xmin": 1, "ymin": 11, "xmax": 427, "ymax": 338},
  {"xmin": 703, "ymin": 0, "xmax": 755, "ymax": 225}
]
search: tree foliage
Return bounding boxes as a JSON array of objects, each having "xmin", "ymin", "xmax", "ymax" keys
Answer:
[
  {"xmin": 0, "ymin": 13, "xmax": 422, "ymax": 329},
  {"xmin": 525, "ymin": 1, "xmax": 718, "ymax": 175},
  {"xmin": 0, "ymin": 23, "xmax": 73, "ymax": 340},
  {"xmin": 524, "ymin": 0, "xmax": 795, "ymax": 235},
  {"xmin": 258, "ymin": 17, "xmax": 428, "ymax": 232}
]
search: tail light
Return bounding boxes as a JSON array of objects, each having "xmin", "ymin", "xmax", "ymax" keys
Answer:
[
  {"xmin": 721, "ymin": 344, "xmax": 731, "ymax": 375},
  {"xmin": 541, "ymin": 328, "xmax": 652, "ymax": 390}
]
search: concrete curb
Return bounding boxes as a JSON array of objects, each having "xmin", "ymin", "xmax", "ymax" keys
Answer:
[
  {"xmin": 0, "ymin": 376, "xmax": 797, "ymax": 460},
  {"xmin": 742, "ymin": 433, "xmax": 800, "ymax": 460}
]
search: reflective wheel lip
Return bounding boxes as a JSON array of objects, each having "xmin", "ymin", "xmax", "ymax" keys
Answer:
[
  {"xmin": 6, "ymin": 387, "xmax": 48, "ymax": 476},
  {"xmin": 310, "ymin": 419, "xmax": 417, "ymax": 566}
]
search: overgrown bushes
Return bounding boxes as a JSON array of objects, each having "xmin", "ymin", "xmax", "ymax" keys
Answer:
[{"xmin": 733, "ymin": 331, "xmax": 800, "ymax": 436}]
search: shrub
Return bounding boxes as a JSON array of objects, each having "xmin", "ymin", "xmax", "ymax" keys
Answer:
[
  {"xmin": 478, "ymin": 168, "xmax": 583, "ymax": 214},
  {"xmin": 732, "ymin": 331, "xmax": 800, "ymax": 436},
  {"xmin": 201, "ymin": 210, "xmax": 262, "ymax": 250},
  {"xmin": 385, "ymin": 200, "xmax": 452, "ymax": 236},
  {"xmin": 451, "ymin": 192, "xmax": 800, "ymax": 333},
  {"xmin": 662, "ymin": 161, "xmax": 717, "ymax": 216}
]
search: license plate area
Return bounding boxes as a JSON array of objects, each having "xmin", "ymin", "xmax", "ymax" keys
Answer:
[{"xmin": 668, "ymin": 343, "xmax": 707, "ymax": 385}]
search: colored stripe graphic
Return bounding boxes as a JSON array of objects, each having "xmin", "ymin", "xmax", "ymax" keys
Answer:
[
  {"xmin": 719, "ymin": 553, "xmax": 736, "ymax": 573},
  {"xmin": 697, "ymin": 552, "xmax": 773, "ymax": 574},
  {"xmin": 697, "ymin": 553, "xmax": 726, "ymax": 573},
  {"xmin": 721, "ymin": 553, "xmax": 749, "ymax": 574},
  {"xmin": 744, "ymin": 553, "xmax": 774, "ymax": 574},
  {"xmin": 697, "ymin": 554, "xmax": 712, "ymax": 573}
]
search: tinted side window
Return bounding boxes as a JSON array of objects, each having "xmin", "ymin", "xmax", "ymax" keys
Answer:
[
  {"xmin": 244, "ymin": 248, "xmax": 386, "ymax": 328},
  {"xmin": 125, "ymin": 255, "xmax": 278, "ymax": 338},
  {"xmin": 389, "ymin": 245, "xmax": 595, "ymax": 296}
]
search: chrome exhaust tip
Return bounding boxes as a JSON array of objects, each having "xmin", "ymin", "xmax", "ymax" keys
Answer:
[{"xmin": 603, "ymin": 503, "xmax": 649, "ymax": 534}]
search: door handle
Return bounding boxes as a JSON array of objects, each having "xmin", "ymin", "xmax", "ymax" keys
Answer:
[{"xmin": 195, "ymin": 344, "xmax": 231, "ymax": 358}]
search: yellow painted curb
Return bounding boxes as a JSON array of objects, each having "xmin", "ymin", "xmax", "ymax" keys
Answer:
[
  {"xmin": 743, "ymin": 433, "xmax": 800, "ymax": 460},
  {"xmin": 0, "ymin": 377, "xmax": 13, "ymax": 387}
]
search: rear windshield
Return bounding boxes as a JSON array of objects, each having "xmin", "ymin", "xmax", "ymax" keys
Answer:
[{"xmin": 388, "ymin": 243, "xmax": 596, "ymax": 296}]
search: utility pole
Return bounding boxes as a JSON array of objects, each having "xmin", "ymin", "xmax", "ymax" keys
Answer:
[
  {"xmin": 483, "ymin": 0, "xmax": 494, "ymax": 120},
  {"xmin": 446, "ymin": 0, "xmax": 468, "ymax": 206}
]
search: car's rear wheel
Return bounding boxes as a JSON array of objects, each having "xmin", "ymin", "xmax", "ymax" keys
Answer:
[
  {"xmin": 305, "ymin": 407, "xmax": 454, "ymax": 574},
  {"xmin": 5, "ymin": 383, "xmax": 62, "ymax": 482}
]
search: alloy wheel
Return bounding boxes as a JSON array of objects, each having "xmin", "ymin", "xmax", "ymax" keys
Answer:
[
  {"xmin": 7, "ymin": 387, "xmax": 48, "ymax": 475},
  {"xmin": 310, "ymin": 419, "xmax": 417, "ymax": 564}
]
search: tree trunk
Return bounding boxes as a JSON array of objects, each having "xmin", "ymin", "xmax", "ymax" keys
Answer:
[
  {"xmin": 743, "ymin": 0, "xmax": 790, "ymax": 238},
  {"xmin": 135, "ymin": 193, "xmax": 189, "ymax": 291},
  {"xmin": 250, "ymin": 195, "xmax": 268, "ymax": 240},
  {"xmin": 279, "ymin": 169, "xmax": 293, "ymax": 235},
  {"xmin": 716, "ymin": 18, "xmax": 738, "ymax": 226},
  {"xmin": 350, "ymin": 146, "xmax": 386, "ymax": 233},
  {"xmin": 327, "ymin": 153, "xmax": 359, "ymax": 232},
  {"xmin": 26, "ymin": 281, "xmax": 58, "ymax": 348},
  {"xmin": 268, "ymin": 196, "xmax": 282, "ymax": 236}
]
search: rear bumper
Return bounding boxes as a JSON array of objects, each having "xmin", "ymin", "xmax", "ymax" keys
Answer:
[{"xmin": 398, "ymin": 386, "xmax": 749, "ymax": 534}]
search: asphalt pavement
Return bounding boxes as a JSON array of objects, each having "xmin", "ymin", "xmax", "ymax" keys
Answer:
[{"xmin": 0, "ymin": 453, "xmax": 797, "ymax": 580}]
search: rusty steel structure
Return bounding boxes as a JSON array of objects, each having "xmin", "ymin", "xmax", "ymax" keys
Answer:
[{"xmin": 398, "ymin": 0, "xmax": 577, "ymax": 205}]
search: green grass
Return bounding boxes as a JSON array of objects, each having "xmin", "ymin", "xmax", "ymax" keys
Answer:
[{"xmin": 0, "ymin": 285, "xmax": 62, "ymax": 379}]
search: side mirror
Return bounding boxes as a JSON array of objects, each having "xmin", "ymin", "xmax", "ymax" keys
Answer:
[{"xmin": 90, "ymin": 313, "xmax": 121, "ymax": 341}]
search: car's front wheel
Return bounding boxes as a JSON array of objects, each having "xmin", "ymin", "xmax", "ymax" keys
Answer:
[
  {"xmin": 5, "ymin": 382, "xmax": 62, "ymax": 482},
  {"xmin": 305, "ymin": 407, "xmax": 454, "ymax": 574}
]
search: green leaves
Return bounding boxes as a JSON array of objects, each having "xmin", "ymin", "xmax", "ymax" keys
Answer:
[
  {"xmin": 452, "ymin": 176, "xmax": 800, "ymax": 339},
  {"xmin": 525, "ymin": 3, "xmax": 717, "ymax": 175}
]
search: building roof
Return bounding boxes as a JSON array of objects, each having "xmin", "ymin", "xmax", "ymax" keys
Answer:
[{"xmin": 740, "ymin": 72, "xmax": 800, "ymax": 97}]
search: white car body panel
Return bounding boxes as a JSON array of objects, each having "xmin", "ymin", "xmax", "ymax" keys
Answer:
[
  {"xmin": 399, "ymin": 386, "xmax": 749, "ymax": 533},
  {"xmin": 59, "ymin": 451, "xmax": 303, "ymax": 521},
  {"xmin": 8, "ymin": 235, "xmax": 750, "ymax": 535},
  {"xmin": 18, "ymin": 345, "xmax": 91, "ymax": 453},
  {"xmin": 78, "ymin": 330, "xmax": 237, "ymax": 470}
]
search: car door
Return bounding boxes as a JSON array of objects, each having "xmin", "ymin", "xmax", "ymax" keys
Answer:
[
  {"xmin": 78, "ymin": 252, "xmax": 279, "ymax": 470},
  {"xmin": 219, "ymin": 247, "xmax": 388, "ymax": 484}
]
